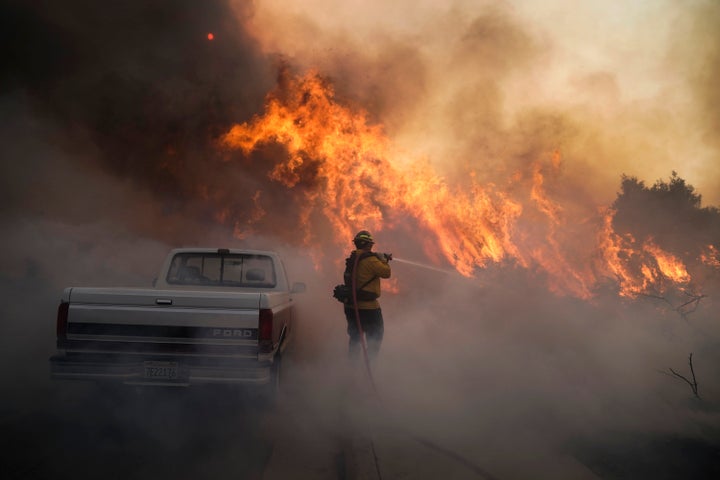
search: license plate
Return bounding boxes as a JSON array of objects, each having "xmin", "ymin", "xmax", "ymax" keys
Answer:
[{"xmin": 143, "ymin": 361, "xmax": 179, "ymax": 380}]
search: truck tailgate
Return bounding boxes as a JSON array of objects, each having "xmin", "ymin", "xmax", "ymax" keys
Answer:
[{"xmin": 64, "ymin": 287, "xmax": 265, "ymax": 352}]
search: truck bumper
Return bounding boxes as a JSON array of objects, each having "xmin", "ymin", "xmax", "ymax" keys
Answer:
[{"xmin": 49, "ymin": 354, "xmax": 274, "ymax": 387}]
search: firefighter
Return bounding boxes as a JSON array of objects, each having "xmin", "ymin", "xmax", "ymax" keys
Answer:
[{"xmin": 344, "ymin": 230, "xmax": 392, "ymax": 360}]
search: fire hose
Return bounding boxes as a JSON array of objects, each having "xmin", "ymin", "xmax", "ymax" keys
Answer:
[
  {"xmin": 348, "ymin": 254, "xmax": 499, "ymax": 480},
  {"xmin": 349, "ymin": 251, "xmax": 379, "ymax": 392}
]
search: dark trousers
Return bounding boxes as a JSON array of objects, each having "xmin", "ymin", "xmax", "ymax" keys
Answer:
[{"xmin": 344, "ymin": 307, "xmax": 384, "ymax": 360}]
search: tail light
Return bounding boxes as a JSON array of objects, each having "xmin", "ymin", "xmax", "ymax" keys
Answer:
[
  {"xmin": 56, "ymin": 302, "xmax": 69, "ymax": 341},
  {"xmin": 259, "ymin": 308, "xmax": 273, "ymax": 353}
]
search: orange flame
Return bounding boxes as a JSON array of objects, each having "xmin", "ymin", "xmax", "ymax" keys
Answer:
[
  {"xmin": 700, "ymin": 245, "xmax": 720, "ymax": 268},
  {"xmin": 523, "ymin": 154, "xmax": 594, "ymax": 298},
  {"xmin": 597, "ymin": 209, "xmax": 691, "ymax": 297},
  {"xmin": 220, "ymin": 70, "xmax": 708, "ymax": 299},
  {"xmin": 222, "ymin": 70, "xmax": 524, "ymax": 276},
  {"xmin": 643, "ymin": 242, "xmax": 690, "ymax": 285}
]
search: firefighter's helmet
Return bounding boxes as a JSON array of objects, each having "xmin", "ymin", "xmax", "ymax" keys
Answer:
[{"xmin": 353, "ymin": 230, "xmax": 374, "ymax": 247}]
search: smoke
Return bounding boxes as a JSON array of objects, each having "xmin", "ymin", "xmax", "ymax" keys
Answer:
[
  {"xmin": 2, "ymin": 0, "xmax": 720, "ymax": 478},
  {"xmin": 1, "ymin": 0, "xmax": 287, "ymax": 240},
  {"xmin": 243, "ymin": 0, "xmax": 720, "ymax": 206}
]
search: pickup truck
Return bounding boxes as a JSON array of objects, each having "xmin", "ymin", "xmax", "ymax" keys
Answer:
[{"xmin": 50, "ymin": 248, "xmax": 306, "ymax": 394}]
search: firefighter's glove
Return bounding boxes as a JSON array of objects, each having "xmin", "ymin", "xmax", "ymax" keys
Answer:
[{"xmin": 378, "ymin": 252, "xmax": 393, "ymax": 262}]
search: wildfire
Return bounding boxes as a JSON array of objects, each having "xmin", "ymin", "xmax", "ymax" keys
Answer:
[
  {"xmin": 220, "ymin": 69, "xmax": 711, "ymax": 299},
  {"xmin": 222, "ymin": 71, "xmax": 526, "ymax": 276},
  {"xmin": 597, "ymin": 209, "xmax": 691, "ymax": 297}
]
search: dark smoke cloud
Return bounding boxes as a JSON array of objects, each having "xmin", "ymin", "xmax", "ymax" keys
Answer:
[{"xmin": 0, "ymin": 0, "xmax": 284, "ymax": 240}]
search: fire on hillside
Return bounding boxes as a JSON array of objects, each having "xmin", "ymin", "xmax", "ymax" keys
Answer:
[{"xmin": 220, "ymin": 70, "xmax": 720, "ymax": 300}]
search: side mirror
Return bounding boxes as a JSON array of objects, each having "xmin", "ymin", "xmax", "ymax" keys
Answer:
[{"xmin": 291, "ymin": 282, "xmax": 306, "ymax": 293}]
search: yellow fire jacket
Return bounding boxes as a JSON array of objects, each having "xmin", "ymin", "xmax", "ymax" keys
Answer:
[{"xmin": 351, "ymin": 249, "xmax": 392, "ymax": 310}]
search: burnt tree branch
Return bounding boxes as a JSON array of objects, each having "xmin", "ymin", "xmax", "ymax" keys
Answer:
[
  {"xmin": 664, "ymin": 353, "xmax": 700, "ymax": 399},
  {"xmin": 676, "ymin": 291, "xmax": 707, "ymax": 318},
  {"xmin": 639, "ymin": 290, "xmax": 707, "ymax": 321}
]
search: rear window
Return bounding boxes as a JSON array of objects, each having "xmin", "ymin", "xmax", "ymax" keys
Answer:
[{"xmin": 166, "ymin": 253, "xmax": 277, "ymax": 288}]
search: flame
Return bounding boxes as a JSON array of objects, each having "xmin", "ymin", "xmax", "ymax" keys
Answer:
[
  {"xmin": 700, "ymin": 244, "xmax": 720, "ymax": 268},
  {"xmin": 597, "ymin": 209, "xmax": 642, "ymax": 297},
  {"xmin": 220, "ymin": 70, "xmax": 711, "ymax": 299},
  {"xmin": 643, "ymin": 242, "xmax": 690, "ymax": 284},
  {"xmin": 223, "ymin": 71, "xmax": 390, "ymax": 246},
  {"xmin": 524, "ymin": 155, "xmax": 594, "ymax": 298},
  {"xmin": 597, "ymin": 209, "xmax": 691, "ymax": 297},
  {"xmin": 222, "ymin": 70, "xmax": 524, "ymax": 276}
]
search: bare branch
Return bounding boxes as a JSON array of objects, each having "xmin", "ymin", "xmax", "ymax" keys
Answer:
[
  {"xmin": 665, "ymin": 353, "xmax": 700, "ymax": 399},
  {"xmin": 688, "ymin": 353, "xmax": 698, "ymax": 392},
  {"xmin": 638, "ymin": 293, "xmax": 666, "ymax": 301},
  {"xmin": 668, "ymin": 368, "xmax": 694, "ymax": 388},
  {"xmin": 639, "ymin": 290, "xmax": 707, "ymax": 321},
  {"xmin": 676, "ymin": 291, "xmax": 707, "ymax": 318}
]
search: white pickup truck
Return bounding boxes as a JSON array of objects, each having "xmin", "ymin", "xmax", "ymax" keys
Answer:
[{"xmin": 50, "ymin": 248, "xmax": 305, "ymax": 393}]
